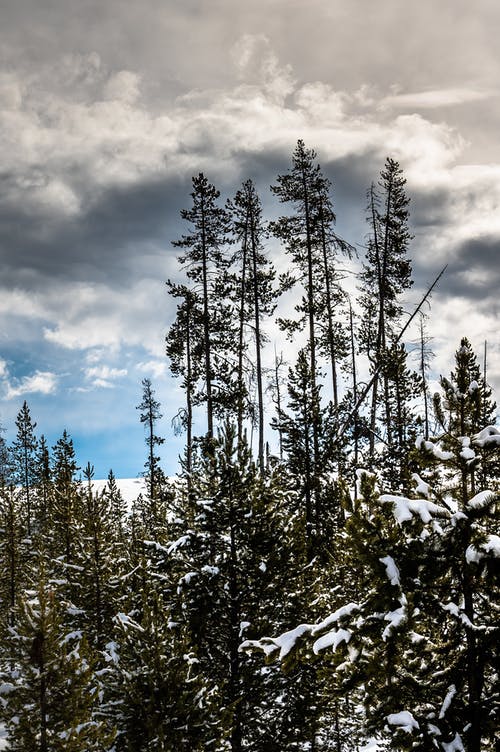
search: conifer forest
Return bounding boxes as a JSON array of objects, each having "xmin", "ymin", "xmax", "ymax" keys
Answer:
[{"xmin": 0, "ymin": 141, "xmax": 498, "ymax": 752}]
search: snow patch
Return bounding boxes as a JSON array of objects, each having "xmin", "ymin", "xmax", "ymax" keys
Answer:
[
  {"xmin": 379, "ymin": 494, "xmax": 447, "ymax": 524},
  {"xmin": 439, "ymin": 684, "xmax": 456, "ymax": 719},
  {"xmin": 473, "ymin": 425, "xmax": 500, "ymax": 448},
  {"xmin": 442, "ymin": 732, "xmax": 465, "ymax": 752},
  {"xmin": 380, "ymin": 555, "xmax": 401, "ymax": 586},
  {"xmin": 467, "ymin": 490, "xmax": 495, "ymax": 510},
  {"xmin": 313, "ymin": 628, "xmax": 352, "ymax": 654},
  {"xmin": 386, "ymin": 710, "xmax": 419, "ymax": 732},
  {"xmin": 466, "ymin": 534, "xmax": 500, "ymax": 563},
  {"xmin": 416, "ymin": 437, "xmax": 454, "ymax": 461},
  {"xmin": 412, "ymin": 473, "xmax": 430, "ymax": 498},
  {"xmin": 91, "ymin": 477, "xmax": 147, "ymax": 506}
]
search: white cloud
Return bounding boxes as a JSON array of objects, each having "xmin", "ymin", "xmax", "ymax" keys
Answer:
[
  {"xmin": 103, "ymin": 70, "xmax": 141, "ymax": 104},
  {"xmin": 42, "ymin": 278, "xmax": 172, "ymax": 355},
  {"xmin": 0, "ymin": 42, "xmax": 473, "ymax": 222},
  {"xmin": 83, "ymin": 363, "xmax": 128, "ymax": 390},
  {"xmin": 85, "ymin": 365, "xmax": 127, "ymax": 381},
  {"xmin": 5, "ymin": 370, "xmax": 58, "ymax": 400},
  {"xmin": 380, "ymin": 87, "xmax": 495, "ymax": 110},
  {"xmin": 137, "ymin": 359, "xmax": 168, "ymax": 379}
]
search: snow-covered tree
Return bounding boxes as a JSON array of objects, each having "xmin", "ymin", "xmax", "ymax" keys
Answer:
[{"xmin": 1, "ymin": 565, "xmax": 114, "ymax": 751}]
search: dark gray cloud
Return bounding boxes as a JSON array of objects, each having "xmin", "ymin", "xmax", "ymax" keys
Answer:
[
  {"xmin": 441, "ymin": 235, "xmax": 500, "ymax": 304},
  {"xmin": 2, "ymin": 0, "xmax": 500, "ymax": 475},
  {"xmin": 0, "ymin": 172, "xmax": 190, "ymax": 288}
]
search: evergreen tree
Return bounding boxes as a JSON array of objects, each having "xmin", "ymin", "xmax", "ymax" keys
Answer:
[
  {"xmin": 0, "ymin": 422, "xmax": 11, "ymax": 485},
  {"xmin": 105, "ymin": 590, "xmax": 216, "ymax": 751},
  {"xmin": 358, "ymin": 159, "xmax": 413, "ymax": 459},
  {"xmin": 166, "ymin": 283, "xmax": 204, "ymax": 500},
  {"xmin": 172, "ymin": 173, "xmax": 234, "ymax": 438},
  {"xmin": 274, "ymin": 349, "xmax": 339, "ymax": 555},
  {"xmin": 78, "ymin": 463, "xmax": 123, "ymax": 649},
  {"xmin": 0, "ymin": 484, "xmax": 27, "ymax": 631},
  {"xmin": 49, "ymin": 431, "xmax": 85, "ymax": 615},
  {"xmin": 11, "ymin": 401, "xmax": 38, "ymax": 537},
  {"xmin": 167, "ymin": 424, "xmax": 316, "ymax": 750},
  {"xmin": 1, "ymin": 565, "xmax": 114, "ymax": 751},
  {"xmin": 34, "ymin": 435, "xmax": 52, "ymax": 538},
  {"xmin": 228, "ymin": 179, "xmax": 277, "ymax": 470},
  {"xmin": 433, "ymin": 337, "xmax": 497, "ymax": 490},
  {"xmin": 50, "ymin": 430, "xmax": 81, "ymax": 565},
  {"xmin": 136, "ymin": 377, "xmax": 167, "ymax": 522},
  {"xmin": 103, "ymin": 468, "xmax": 128, "ymax": 544},
  {"xmin": 378, "ymin": 342, "xmax": 422, "ymax": 492}
]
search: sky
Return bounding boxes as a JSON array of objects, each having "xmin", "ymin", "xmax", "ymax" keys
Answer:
[{"xmin": 1, "ymin": 0, "xmax": 500, "ymax": 478}]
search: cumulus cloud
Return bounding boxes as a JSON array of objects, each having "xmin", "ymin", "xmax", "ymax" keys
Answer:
[
  {"xmin": 85, "ymin": 365, "xmax": 128, "ymax": 389},
  {"xmin": 137, "ymin": 360, "xmax": 168, "ymax": 380},
  {"xmin": 40, "ymin": 279, "xmax": 173, "ymax": 355},
  {"xmin": 4, "ymin": 370, "xmax": 58, "ymax": 400}
]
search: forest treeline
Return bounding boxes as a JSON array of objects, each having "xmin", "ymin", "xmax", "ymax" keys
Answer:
[{"xmin": 0, "ymin": 141, "xmax": 498, "ymax": 751}]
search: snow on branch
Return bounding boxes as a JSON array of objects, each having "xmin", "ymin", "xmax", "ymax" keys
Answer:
[{"xmin": 379, "ymin": 494, "xmax": 449, "ymax": 525}]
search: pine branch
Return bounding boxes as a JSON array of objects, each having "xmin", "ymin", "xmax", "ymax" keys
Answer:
[{"xmin": 335, "ymin": 264, "xmax": 448, "ymax": 442}]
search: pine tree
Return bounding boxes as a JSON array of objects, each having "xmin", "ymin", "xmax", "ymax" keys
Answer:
[
  {"xmin": 102, "ymin": 579, "xmax": 215, "ymax": 751},
  {"xmin": 0, "ymin": 422, "xmax": 11, "ymax": 485},
  {"xmin": 172, "ymin": 173, "xmax": 233, "ymax": 438},
  {"xmin": 103, "ymin": 468, "xmax": 128, "ymax": 543},
  {"xmin": 274, "ymin": 349, "xmax": 340, "ymax": 556},
  {"xmin": 166, "ymin": 283, "xmax": 206, "ymax": 511},
  {"xmin": 379, "ymin": 342, "xmax": 422, "ymax": 492},
  {"xmin": 78, "ymin": 463, "xmax": 123, "ymax": 649},
  {"xmin": 11, "ymin": 400, "xmax": 38, "ymax": 537},
  {"xmin": 228, "ymin": 179, "xmax": 277, "ymax": 470},
  {"xmin": 167, "ymin": 424, "xmax": 317, "ymax": 750},
  {"xmin": 136, "ymin": 378, "xmax": 169, "ymax": 536},
  {"xmin": 34, "ymin": 435, "xmax": 52, "ymax": 538},
  {"xmin": 358, "ymin": 159, "xmax": 413, "ymax": 460},
  {"xmin": 433, "ymin": 337, "xmax": 497, "ymax": 491},
  {"xmin": 50, "ymin": 430, "xmax": 81, "ymax": 564},
  {"xmin": 0, "ymin": 484, "xmax": 28, "ymax": 632},
  {"xmin": 48, "ymin": 431, "xmax": 85, "ymax": 615},
  {"xmin": 271, "ymin": 140, "xmax": 325, "ymax": 462},
  {"xmin": 1, "ymin": 564, "xmax": 115, "ymax": 751}
]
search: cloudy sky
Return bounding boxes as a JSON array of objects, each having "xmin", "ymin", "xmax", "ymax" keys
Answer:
[{"xmin": 1, "ymin": 0, "xmax": 500, "ymax": 477}]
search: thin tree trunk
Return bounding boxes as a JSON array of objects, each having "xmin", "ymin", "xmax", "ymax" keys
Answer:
[
  {"xmin": 319, "ymin": 197, "xmax": 339, "ymax": 409},
  {"xmin": 249, "ymin": 205, "xmax": 265, "ymax": 472},
  {"xmin": 301, "ymin": 168, "xmax": 320, "ymax": 528},
  {"xmin": 420, "ymin": 316, "xmax": 430, "ymax": 440},
  {"xmin": 236, "ymin": 214, "xmax": 249, "ymax": 450},
  {"xmin": 274, "ymin": 349, "xmax": 284, "ymax": 461},
  {"xmin": 185, "ymin": 300, "xmax": 194, "ymax": 510},
  {"xmin": 349, "ymin": 303, "xmax": 359, "ymax": 500},
  {"xmin": 200, "ymin": 195, "xmax": 214, "ymax": 438},
  {"xmin": 228, "ymin": 500, "xmax": 242, "ymax": 752}
]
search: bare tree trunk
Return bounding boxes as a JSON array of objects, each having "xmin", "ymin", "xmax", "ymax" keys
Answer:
[
  {"xmin": 249, "ymin": 205, "xmax": 265, "ymax": 472},
  {"xmin": 319, "ymin": 197, "xmax": 339, "ymax": 409},
  {"xmin": 236, "ymin": 217, "xmax": 249, "ymax": 450},
  {"xmin": 200, "ymin": 196, "xmax": 214, "ymax": 438}
]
